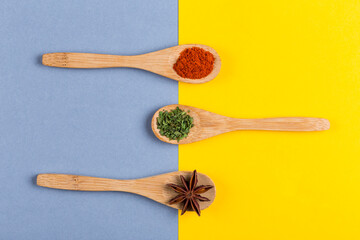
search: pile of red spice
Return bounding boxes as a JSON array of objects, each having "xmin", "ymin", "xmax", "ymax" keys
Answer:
[{"xmin": 173, "ymin": 47, "xmax": 215, "ymax": 79}]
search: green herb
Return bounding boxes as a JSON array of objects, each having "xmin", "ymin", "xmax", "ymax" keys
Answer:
[{"xmin": 157, "ymin": 107, "xmax": 194, "ymax": 142}]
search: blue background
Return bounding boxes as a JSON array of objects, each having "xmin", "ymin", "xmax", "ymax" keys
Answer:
[{"xmin": 0, "ymin": 0, "xmax": 178, "ymax": 239}]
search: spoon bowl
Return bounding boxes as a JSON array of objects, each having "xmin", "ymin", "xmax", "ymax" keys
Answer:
[
  {"xmin": 42, "ymin": 44, "xmax": 221, "ymax": 84},
  {"xmin": 37, "ymin": 171, "xmax": 216, "ymax": 211},
  {"xmin": 152, "ymin": 104, "xmax": 330, "ymax": 144}
]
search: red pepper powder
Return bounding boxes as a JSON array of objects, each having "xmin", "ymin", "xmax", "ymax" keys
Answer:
[{"xmin": 173, "ymin": 47, "xmax": 215, "ymax": 79}]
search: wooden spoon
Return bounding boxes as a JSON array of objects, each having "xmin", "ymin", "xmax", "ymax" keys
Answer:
[
  {"xmin": 42, "ymin": 44, "xmax": 221, "ymax": 84},
  {"xmin": 37, "ymin": 171, "xmax": 215, "ymax": 211},
  {"xmin": 152, "ymin": 104, "xmax": 330, "ymax": 144}
]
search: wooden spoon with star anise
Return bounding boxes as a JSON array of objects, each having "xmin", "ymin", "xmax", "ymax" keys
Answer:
[{"xmin": 37, "ymin": 170, "xmax": 215, "ymax": 215}]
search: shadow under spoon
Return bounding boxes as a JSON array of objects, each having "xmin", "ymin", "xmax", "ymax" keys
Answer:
[
  {"xmin": 151, "ymin": 104, "xmax": 331, "ymax": 144},
  {"xmin": 37, "ymin": 171, "xmax": 215, "ymax": 211},
  {"xmin": 42, "ymin": 44, "xmax": 221, "ymax": 84}
]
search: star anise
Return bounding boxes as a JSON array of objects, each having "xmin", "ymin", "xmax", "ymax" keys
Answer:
[{"xmin": 168, "ymin": 170, "xmax": 213, "ymax": 216}]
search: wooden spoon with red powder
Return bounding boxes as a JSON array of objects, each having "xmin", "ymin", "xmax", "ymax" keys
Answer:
[{"xmin": 42, "ymin": 44, "xmax": 221, "ymax": 84}]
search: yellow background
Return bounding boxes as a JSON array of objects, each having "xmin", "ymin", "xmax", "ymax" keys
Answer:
[{"xmin": 179, "ymin": 0, "xmax": 360, "ymax": 239}]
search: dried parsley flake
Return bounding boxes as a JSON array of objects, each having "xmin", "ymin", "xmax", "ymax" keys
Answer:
[{"xmin": 157, "ymin": 107, "xmax": 194, "ymax": 142}]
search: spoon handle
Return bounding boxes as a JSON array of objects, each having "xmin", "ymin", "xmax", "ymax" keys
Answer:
[
  {"xmin": 37, "ymin": 174, "xmax": 135, "ymax": 192},
  {"xmin": 42, "ymin": 53, "xmax": 140, "ymax": 68},
  {"xmin": 228, "ymin": 117, "xmax": 330, "ymax": 131}
]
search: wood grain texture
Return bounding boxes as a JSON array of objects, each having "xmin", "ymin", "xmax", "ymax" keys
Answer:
[
  {"xmin": 42, "ymin": 44, "xmax": 221, "ymax": 84},
  {"xmin": 37, "ymin": 171, "xmax": 216, "ymax": 211},
  {"xmin": 152, "ymin": 104, "xmax": 330, "ymax": 144}
]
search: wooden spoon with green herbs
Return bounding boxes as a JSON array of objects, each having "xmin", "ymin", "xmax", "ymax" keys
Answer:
[{"xmin": 151, "ymin": 104, "xmax": 330, "ymax": 144}]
